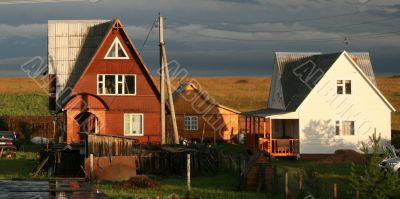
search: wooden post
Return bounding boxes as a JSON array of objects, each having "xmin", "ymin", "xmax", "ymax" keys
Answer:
[
  {"xmin": 89, "ymin": 154, "xmax": 94, "ymax": 182},
  {"xmin": 201, "ymin": 122, "xmax": 206, "ymax": 143},
  {"xmin": 159, "ymin": 14, "xmax": 166, "ymax": 145},
  {"xmin": 355, "ymin": 190, "xmax": 359, "ymax": 199},
  {"xmin": 299, "ymin": 174, "xmax": 303, "ymax": 193},
  {"xmin": 187, "ymin": 153, "xmax": 191, "ymax": 198},
  {"xmin": 263, "ymin": 118, "xmax": 266, "ymax": 139},
  {"xmin": 245, "ymin": 115, "xmax": 247, "ymax": 133},
  {"xmin": 213, "ymin": 130, "xmax": 216, "ymax": 147},
  {"xmin": 333, "ymin": 183, "xmax": 337, "ymax": 199},
  {"xmin": 284, "ymin": 170, "xmax": 289, "ymax": 199},
  {"xmin": 160, "ymin": 14, "xmax": 179, "ymax": 145}
]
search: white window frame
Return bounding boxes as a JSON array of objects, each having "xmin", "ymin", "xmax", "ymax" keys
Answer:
[
  {"xmin": 335, "ymin": 120, "xmax": 355, "ymax": 136},
  {"xmin": 124, "ymin": 113, "xmax": 144, "ymax": 136},
  {"xmin": 104, "ymin": 37, "xmax": 129, "ymax": 59},
  {"xmin": 184, "ymin": 116, "xmax": 198, "ymax": 131},
  {"xmin": 336, "ymin": 79, "xmax": 352, "ymax": 95},
  {"xmin": 97, "ymin": 74, "xmax": 136, "ymax": 96}
]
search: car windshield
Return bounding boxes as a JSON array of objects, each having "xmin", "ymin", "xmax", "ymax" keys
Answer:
[{"xmin": 0, "ymin": 133, "xmax": 14, "ymax": 140}]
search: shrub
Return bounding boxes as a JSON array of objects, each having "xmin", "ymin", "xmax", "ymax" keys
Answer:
[
  {"xmin": 235, "ymin": 79, "xmax": 248, "ymax": 84},
  {"xmin": 350, "ymin": 132, "xmax": 400, "ymax": 199}
]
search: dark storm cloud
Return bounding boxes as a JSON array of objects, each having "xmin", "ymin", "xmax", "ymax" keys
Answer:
[{"xmin": 0, "ymin": 0, "xmax": 398, "ymax": 76}]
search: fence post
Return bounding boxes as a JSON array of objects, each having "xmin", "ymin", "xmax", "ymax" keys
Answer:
[
  {"xmin": 355, "ymin": 190, "xmax": 359, "ymax": 199},
  {"xmin": 333, "ymin": 183, "xmax": 337, "ymax": 199},
  {"xmin": 299, "ymin": 173, "xmax": 303, "ymax": 198},
  {"xmin": 285, "ymin": 170, "xmax": 289, "ymax": 199},
  {"xmin": 187, "ymin": 153, "xmax": 191, "ymax": 199},
  {"xmin": 89, "ymin": 154, "xmax": 94, "ymax": 182}
]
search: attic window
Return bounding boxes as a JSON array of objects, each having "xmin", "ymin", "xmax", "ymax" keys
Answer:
[
  {"xmin": 105, "ymin": 37, "xmax": 129, "ymax": 59},
  {"xmin": 97, "ymin": 74, "xmax": 136, "ymax": 95},
  {"xmin": 337, "ymin": 80, "xmax": 351, "ymax": 95}
]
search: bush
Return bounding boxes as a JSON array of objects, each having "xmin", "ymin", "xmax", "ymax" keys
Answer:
[
  {"xmin": 235, "ymin": 79, "xmax": 248, "ymax": 84},
  {"xmin": 350, "ymin": 132, "xmax": 400, "ymax": 199}
]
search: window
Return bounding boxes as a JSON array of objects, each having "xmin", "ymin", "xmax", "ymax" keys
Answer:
[
  {"xmin": 335, "ymin": 121, "xmax": 340, "ymax": 136},
  {"xmin": 124, "ymin": 113, "xmax": 143, "ymax": 135},
  {"xmin": 342, "ymin": 121, "xmax": 354, "ymax": 135},
  {"xmin": 184, "ymin": 116, "xmax": 198, "ymax": 130},
  {"xmin": 337, "ymin": 80, "xmax": 351, "ymax": 95},
  {"xmin": 335, "ymin": 120, "xmax": 354, "ymax": 136},
  {"xmin": 345, "ymin": 80, "xmax": 351, "ymax": 94},
  {"xmin": 97, "ymin": 74, "xmax": 136, "ymax": 95},
  {"xmin": 105, "ymin": 37, "xmax": 129, "ymax": 59}
]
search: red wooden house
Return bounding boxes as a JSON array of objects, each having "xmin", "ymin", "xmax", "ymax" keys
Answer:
[{"xmin": 48, "ymin": 19, "xmax": 161, "ymax": 144}]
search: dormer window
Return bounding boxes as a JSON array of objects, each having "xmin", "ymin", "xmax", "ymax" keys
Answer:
[
  {"xmin": 337, "ymin": 80, "xmax": 351, "ymax": 95},
  {"xmin": 105, "ymin": 37, "xmax": 129, "ymax": 59}
]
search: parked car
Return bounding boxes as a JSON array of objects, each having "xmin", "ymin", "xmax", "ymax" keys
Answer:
[
  {"xmin": 0, "ymin": 131, "xmax": 18, "ymax": 158},
  {"xmin": 380, "ymin": 145, "xmax": 400, "ymax": 173}
]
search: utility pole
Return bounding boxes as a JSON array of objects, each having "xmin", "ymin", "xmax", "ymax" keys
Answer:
[
  {"xmin": 159, "ymin": 14, "xmax": 180, "ymax": 144},
  {"xmin": 159, "ymin": 14, "xmax": 166, "ymax": 144}
]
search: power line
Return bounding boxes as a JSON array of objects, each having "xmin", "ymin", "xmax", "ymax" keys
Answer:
[{"xmin": 139, "ymin": 17, "xmax": 158, "ymax": 55}]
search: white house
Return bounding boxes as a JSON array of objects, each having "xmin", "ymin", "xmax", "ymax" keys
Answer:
[{"xmin": 243, "ymin": 51, "xmax": 395, "ymax": 158}]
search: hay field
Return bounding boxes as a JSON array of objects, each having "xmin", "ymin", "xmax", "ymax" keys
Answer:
[{"xmin": 0, "ymin": 76, "xmax": 398, "ymax": 130}]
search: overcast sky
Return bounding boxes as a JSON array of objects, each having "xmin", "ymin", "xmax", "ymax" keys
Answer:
[{"xmin": 0, "ymin": 0, "xmax": 399, "ymax": 76}]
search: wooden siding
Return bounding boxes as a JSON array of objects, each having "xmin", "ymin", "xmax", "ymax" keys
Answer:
[
  {"xmin": 64, "ymin": 23, "xmax": 161, "ymax": 144},
  {"xmin": 171, "ymin": 84, "xmax": 240, "ymax": 141}
]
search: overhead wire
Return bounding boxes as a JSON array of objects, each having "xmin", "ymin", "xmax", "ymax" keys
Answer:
[{"xmin": 139, "ymin": 17, "xmax": 158, "ymax": 55}]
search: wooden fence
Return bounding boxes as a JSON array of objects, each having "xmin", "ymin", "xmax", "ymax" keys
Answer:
[
  {"xmin": 84, "ymin": 133, "xmax": 139, "ymax": 157},
  {"xmin": 0, "ymin": 116, "xmax": 62, "ymax": 138}
]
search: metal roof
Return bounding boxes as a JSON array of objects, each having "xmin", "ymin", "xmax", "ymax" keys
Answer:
[
  {"xmin": 48, "ymin": 19, "xmax": 113, "ymax": 109},
  {"xmin": 274, "ymin": 51, "xmax": 378, "ymax": 111},
  {"xmin": 173, "ymin": 82, "xmax": 241, "ymax": 114}
]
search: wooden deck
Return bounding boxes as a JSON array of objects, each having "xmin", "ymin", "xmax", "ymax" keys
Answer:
[
  {"xmin": 243, "ymin": 115, "xmax": 300, "ymax": 157},
  {"xmin": 259, "ymin": 138, "xmax": 299, "ymax": 157}
]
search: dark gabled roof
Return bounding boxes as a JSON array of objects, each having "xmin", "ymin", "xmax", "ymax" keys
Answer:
[
  {"xmin": 281, "ymin": 52, "xmax": 341, "ymax": 111},
  {"xmin": 275, "ymin": 51, "xmax": 378, "ymax": 111}
]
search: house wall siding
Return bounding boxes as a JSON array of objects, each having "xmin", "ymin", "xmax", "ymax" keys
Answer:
[
  {"xmin": 172, "ymin": 86, "xmax": 240, "ymax": 141},
  {"xmin": 65, "ymin": 27, "xmax": 161, "ymax": 144},
  {"xmin": 298, "ymin": 54, "xmax": 392, "ymax": 154}
]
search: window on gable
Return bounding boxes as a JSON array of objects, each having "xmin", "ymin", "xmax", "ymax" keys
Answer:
[
  {"xmin": 97, "ymin": 74, "xmax": 136, "ymax": 95},
  {"xmin": 337, "ymin": 80, "xmax": 343, "ymax": 94},
  {"xmin": 337, "ymin": 80, "xmax": 351, "ymax": 95},
  {"xmin": 184, "ymin": 116, "xmax": 198, "ymax": 130},
  {"xmin": 105, "ymin": 37, "xmax": 129, "ymax": 59},
  {"xmin": 345, "ymin": 80, "xmax": 351, "ymax": 94}
]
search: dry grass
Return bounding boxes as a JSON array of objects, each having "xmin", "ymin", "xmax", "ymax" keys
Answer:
[
  {"xmin": 0, "ymin": 77, "xmax": 47, "ymax": 94},
  {"xmin": 157, "ymin": 76, "xmax": 399, "ymax": 130},
  {"xmin": 161, "ymin": 76, "xmax": 270, "ymax": 112},
  {"xmin": 0, "ymin": 76, "xmax": 397, "ymax": 129}
]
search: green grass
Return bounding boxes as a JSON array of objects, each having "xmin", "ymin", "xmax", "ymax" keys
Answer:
[
  {"xmin": 98, "ymin": 172, "xmax": 269, "ymax": 199},
  {"xmin": 98, "ymin": 144, "xmax": 356, "ymax": 199},
  {"xmin": 0, "ymin": 159, "xmax": 38, "ymax": 179},
  {"xmin": 0, "ymin": 93, "xmax": 50, "ymax": 116},
  {"xmin": 0, "ymin": 144, "xmax": 45, "ymax": 180}
]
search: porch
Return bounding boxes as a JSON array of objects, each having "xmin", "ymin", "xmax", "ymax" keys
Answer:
[{"xmin": 242, "ymin": 109, "xmax": 299, "ymax": 157}]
